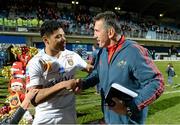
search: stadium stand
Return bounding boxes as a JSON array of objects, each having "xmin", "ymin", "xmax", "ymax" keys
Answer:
[
  {"xmin": 0, "ymin": 0, "xmax": 179, "ymax": 40},
  {"xmin": 0, "ymin": 0, "xmax": 179, "ymax": 65}
]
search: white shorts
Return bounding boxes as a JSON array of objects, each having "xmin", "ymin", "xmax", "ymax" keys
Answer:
[
  {"xmin": 32, "ymin": 117, "xmax": 63, "ymax": 125},
  {"xmin": 32, "ymin": 109, "xmax": 77, "ymax": 124}
]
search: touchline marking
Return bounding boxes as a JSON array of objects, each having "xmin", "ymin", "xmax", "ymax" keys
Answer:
[{"xmin": 164, "ymin": 90, "xmax": 180, "ymax": 94}]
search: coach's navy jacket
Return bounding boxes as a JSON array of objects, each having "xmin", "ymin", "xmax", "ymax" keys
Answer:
[{"xmin": 82, "ymin": 40, "xmax": 164, "ymax": 124}]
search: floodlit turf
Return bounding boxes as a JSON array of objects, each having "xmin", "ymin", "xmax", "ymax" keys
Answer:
[{"xmin": 0, "ymin": 60, "xmax": 180, "ymax": 124}]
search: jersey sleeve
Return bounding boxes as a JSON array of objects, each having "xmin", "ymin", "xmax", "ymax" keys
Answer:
[
  {"xmin": 26, "ymin": 58, "xmax": 43, "ymax": 88},
  {"xmin": 73, "ymin": 52, "xmax": 87, "ymax": 70}
]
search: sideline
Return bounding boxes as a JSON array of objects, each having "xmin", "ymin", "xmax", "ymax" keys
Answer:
[
  {"xmin": 154, "ymin": 60, "xmax": 180, "ymax": 62},
  {"xmin": 164, "ymin": 90, "xmax": 180, "ymax": 94}
]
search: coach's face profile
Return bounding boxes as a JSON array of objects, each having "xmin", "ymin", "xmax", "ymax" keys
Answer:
[{"xmin": 94, "ymin": 19, "xmax": 110, "ymax": 48}]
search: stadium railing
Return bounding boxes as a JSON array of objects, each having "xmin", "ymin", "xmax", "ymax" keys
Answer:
[{"xmin": 0, "ymin": 18, "xmax": 179, "ymax": 41}]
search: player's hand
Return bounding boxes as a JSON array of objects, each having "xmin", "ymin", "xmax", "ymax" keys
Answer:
[
  {"xmin": 84, "ymin": 64, "xmax": 94, "ymax": 73},
  {"xmin": 25, "ymin": 89, "xmax": 39, "ymax": 101},
  {"xmin": 63, "ymin": 79, "xmax": 78, "ymax": 90},
  {"xmin": 74, "ymin": 86, "xmax": 81, "ymax": 94},
  {"xmin": 74, "ymin": 79, "xmax": 83, "ymax": 94},
  {"xmin": 109, "ymin": 97, "xmax": 127, "ymax": 114}
]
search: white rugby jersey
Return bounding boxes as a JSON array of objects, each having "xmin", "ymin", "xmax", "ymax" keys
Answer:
[{"xmin": 26, "ymin": 49, "xmax": 87, "ymax": 123}]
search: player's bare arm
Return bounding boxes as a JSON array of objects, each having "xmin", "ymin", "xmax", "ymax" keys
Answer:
[{"xmin": 29, "ymin": 79, "xmax": 78, "ymax": 106}]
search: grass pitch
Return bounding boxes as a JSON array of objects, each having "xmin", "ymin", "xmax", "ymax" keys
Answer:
[
  {"xmin": 76, "ymin": 60, "xmax": 180, "ymax": 124},
  {"xmin": 1, "ymin": 60, "xmax": 180, "ymax": 124}
]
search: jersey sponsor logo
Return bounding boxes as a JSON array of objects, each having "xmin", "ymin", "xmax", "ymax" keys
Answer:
[
  {"xmin": 61, "ymin": 75, "xmax": 73, "ymax": 81},
  {"xmin": 44, "ymin": 75, "xmax": 73, "ymax": 88},
  {"xmin": 45, "ymin": 78, "xmax": 57, "ymax": 88}
]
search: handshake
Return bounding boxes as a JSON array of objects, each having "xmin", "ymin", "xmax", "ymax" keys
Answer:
[{"xmin": 62, "ymin": 79, "xmax": 82, "ymax": 92}]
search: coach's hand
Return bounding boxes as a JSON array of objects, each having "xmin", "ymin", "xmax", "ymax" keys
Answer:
[{"xmin": 109, "ymin": 97, "xmax": 127, "ymax": 115}]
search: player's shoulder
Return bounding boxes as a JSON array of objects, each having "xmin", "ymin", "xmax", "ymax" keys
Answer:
[
  {"xmin": 64, "ymin": 49, "xmax": 74, "ymax": 53},
  {"xmin": 28, "ymin": 50, "xmax": 45, "ymax": 64},
  {"xmin": 63, "ymin": 49, "xmax": 78, "ymax": 56}
]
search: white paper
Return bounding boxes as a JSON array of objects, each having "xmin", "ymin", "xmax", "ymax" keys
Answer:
[{"xmin": 112, "ymin": 83, "xmax": 138, "ymax": 98}]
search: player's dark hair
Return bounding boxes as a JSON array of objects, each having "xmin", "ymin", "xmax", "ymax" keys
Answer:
[{"xmin": 40, "ymin": 20, "xmax": 62, "ymax": 37}]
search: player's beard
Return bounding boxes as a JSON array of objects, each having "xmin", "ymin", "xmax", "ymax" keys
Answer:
[{"xmin": 54, "ymin": 41, "xmax": 65, "ymax": 51}]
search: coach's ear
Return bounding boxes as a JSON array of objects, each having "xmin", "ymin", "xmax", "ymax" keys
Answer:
[{"xmin": 108, "ymin": 27, "xmax": 116, "ymax": 39}]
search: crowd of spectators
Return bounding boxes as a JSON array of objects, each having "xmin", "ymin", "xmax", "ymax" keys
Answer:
[{"xmin": 0, "ymin": 1, "xmax": 180, "ymax": 40}]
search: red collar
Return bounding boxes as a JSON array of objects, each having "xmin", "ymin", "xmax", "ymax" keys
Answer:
[{"xmin": 107, "ymin": 35, "xmax": 125, "ymax": 64}]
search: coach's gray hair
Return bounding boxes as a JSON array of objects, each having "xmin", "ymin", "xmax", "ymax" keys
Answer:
[{"xmin": 94, "ymin": 11, "xmax": 121, "ymax": 33}]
